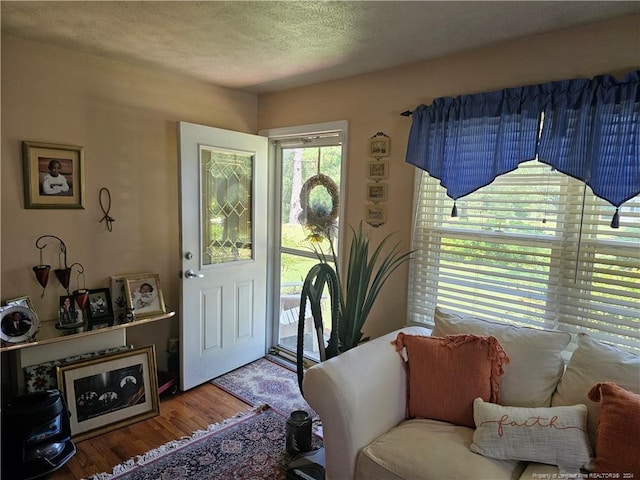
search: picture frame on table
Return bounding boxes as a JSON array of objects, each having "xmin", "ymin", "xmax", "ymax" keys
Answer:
[
  {"xmin": 367, "ymin": 160, "xmax": 389, "ymax": 180},
  {"xmin": 5, "ymin": 296, "xmax": 36, "ymax": 311},
  {"xmin": 56, "ymin": 345, "xmax": 159, "ymax": 442},
  {"xmin": 123, "ymin": 273, "xmax": 166, "ymax": 318},
  {"xmin": 366, "ymin": 182, "xmax": 388, "ymax": 203},
  {"xmin": 0, "ymin": 306, "xmax": 40, "ymax": 345},
  {"xmin": 86, "ymin": 288, "xmax": 114, "ymax": 328},
  {"xmin": 22, "ymin": 141, "xmax": 85, "ymax": 209}
]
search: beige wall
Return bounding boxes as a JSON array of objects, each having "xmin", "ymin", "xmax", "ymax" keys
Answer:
[
  {"xmin": 1, "ymin": 14, "xmax": 638, "ymax": 386},
  {"xmin": 257, "ymin": 14, "xmax": 640, "ymax": 340},
  {"xmin": 1, "ymin": 35, "xmax": 257, "ymax": 375}
]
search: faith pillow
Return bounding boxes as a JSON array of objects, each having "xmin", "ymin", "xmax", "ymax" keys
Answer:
[
  {"xmin": 471, "ymin": 398, "xmax": 593, "ymax": 470},
  {"xmin": 393, "ymin": 333, "xmax": 509, "ymax": 428}
]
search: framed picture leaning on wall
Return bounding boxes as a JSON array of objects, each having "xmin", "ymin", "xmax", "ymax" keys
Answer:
[
  {"xmin": 56, "ymin": 345, "xmax": 159, "ymax": 441},
  {"xmin": 22, "ymin": 141, "xmax": 85, "ymax": 209},
  {"xmin": 123, "ymin": 273, "xmax": 166, "ymax": 319},
  {"xmin": 86, "ymin": 288, "xmax": 114, "ymax": 328}
]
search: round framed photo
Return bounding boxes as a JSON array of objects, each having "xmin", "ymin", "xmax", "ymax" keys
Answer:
[{"xmin": 0, "ymin": 305, "xmax": 40, "ymax": 343}]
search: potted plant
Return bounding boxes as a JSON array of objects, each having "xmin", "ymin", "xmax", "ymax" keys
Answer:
[{"xmin": 302, "ymin": 221, "xmax": 413, "ymax": 356}]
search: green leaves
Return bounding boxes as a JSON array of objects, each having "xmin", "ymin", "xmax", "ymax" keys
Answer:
[{"xmin": 316, "ymin": 221, "xmax": 413, "ymax": 352}]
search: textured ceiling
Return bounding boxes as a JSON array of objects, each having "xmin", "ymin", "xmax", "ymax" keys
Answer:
[{"xmin": 2, "ymin": 1, "xmax": 639, "ymax": 93}]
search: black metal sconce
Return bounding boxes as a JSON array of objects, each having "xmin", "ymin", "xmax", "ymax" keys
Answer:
[{"xmin": 33, "ymin": 235, "xmax": 85, "ymax": 298}]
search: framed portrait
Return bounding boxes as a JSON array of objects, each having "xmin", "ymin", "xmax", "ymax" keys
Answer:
[
  {"xmin": 124, "ymin": 273, "xmax": 166, "ymax": 318},
  {"xmin": 365, "ymin": 203, "xmax": 387, "ymax": 226},
  {"xmin": 22, "ymin": 141, "xmax": 85, "ymax": 209},
  {"xmin": 5, "ymin": 296, "xmax": 35, "ymax": 311},
  {"xmin": 0, "ymin": 306, "xmax": 40, "ymax": 344},
  {"xmin": 368, "ymin": 160, "xmax": 389, "ymax": 180},
  {"xmin": 56, "ymin": 345, "xmax": 159, "ymax": 441},
  {"xmin": 366, "ymin": 182, "xmax": 388, "ymax": 203},
  {"xmin": 58, "ymin": 295, "xmax": 82, "ymax": 327},
  {"xmin": 86, "ymin": 288, "xmax": 114, "ymax": 327},
  {"xmin": 369, "ymin": 133, "xmax": 390, "ymax": 158}
]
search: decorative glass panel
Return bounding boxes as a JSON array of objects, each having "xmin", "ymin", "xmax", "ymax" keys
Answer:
[{"xmin": 200, "ymin": 147, "xmax": 253, "ymax": 265}]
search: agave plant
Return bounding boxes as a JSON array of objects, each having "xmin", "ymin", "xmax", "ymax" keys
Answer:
[{"xmin": 310, "ymin": 221, "xmax": 413, "ymax": 353}]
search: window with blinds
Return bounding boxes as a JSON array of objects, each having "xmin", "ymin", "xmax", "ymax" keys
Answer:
[{"xmin": 408, "ymin": 159, "xmax": 640, "ymax": 352}]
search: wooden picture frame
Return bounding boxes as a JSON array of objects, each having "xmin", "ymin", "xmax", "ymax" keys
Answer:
[
  {"xmin": 86, "ymin": 288, "xmax": 114, "ymax": 327},
  {"xmin": 124, "ymin": 273, "xmax": 166, "ymax": 318},
  {"xmin": 56, "ymin": 345, "xmax": 159, "ymax": 442},
  {"xmin": 368, "ymin": 160, "xmax": 389, "ymax": 180},
  {"xmin": 366, "ymin": 182, "xmax": 388, "ymax": 203},
  {"xmin": 369, "ymin": 133, "xmax": 390, "ymax": 158},
  {"xmin": 22, "ymin": 141, "xmax": 85, "ymax": 209},
  {"xmin": 5, "ymin": 296, "xmax": 36, "ymax": 311},
  {"xmin": 365, "ymin": 203, "xmax": 387, "ymax": 226}
]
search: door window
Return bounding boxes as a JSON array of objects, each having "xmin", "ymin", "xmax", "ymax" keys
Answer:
[{"xmin": 200, "ymin": 146, "xmax": 253, "ymax": 265}]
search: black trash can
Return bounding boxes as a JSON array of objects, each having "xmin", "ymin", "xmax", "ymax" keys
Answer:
[{"xmin": 1, "ymin": 389, "xmax": 76, "ymax": 480}]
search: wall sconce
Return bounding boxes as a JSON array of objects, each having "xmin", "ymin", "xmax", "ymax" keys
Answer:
[{"xmin": 33, "ymin": 235, "xmax": 85, "ymax": 298}]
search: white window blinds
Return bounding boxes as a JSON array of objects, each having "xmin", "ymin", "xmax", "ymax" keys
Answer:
[{"xmin": 408, "ymin": 160, "xmax": 640, "ymax": 351}]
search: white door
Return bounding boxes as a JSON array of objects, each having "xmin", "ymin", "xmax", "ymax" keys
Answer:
[{"xmin": 178, "ymin": 122, "xmax": 268, "ymax": 391}]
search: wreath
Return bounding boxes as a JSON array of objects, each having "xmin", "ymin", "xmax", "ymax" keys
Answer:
[{"xmin": 298, "ymin": 174, "xmax": 340, "ymax": 238}]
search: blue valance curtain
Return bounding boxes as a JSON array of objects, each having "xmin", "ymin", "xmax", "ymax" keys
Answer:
[{"xmin": 405, "ymin": 70, "xmax": 639, "ymax": 224}]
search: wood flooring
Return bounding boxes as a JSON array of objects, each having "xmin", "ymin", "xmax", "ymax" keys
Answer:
[{"xmin": 49, "ymin": 383, "xmax": 251, "ymax": 479}]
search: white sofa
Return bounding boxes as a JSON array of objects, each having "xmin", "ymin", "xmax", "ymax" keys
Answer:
[{"xmin": 302, "ymin": 308, "xmax": 639, "ymax": 480}]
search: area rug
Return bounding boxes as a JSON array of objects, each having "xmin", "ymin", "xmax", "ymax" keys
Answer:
[
  {"xmin": 211, "ymin": 357, "xmax": 317, "ymax": 420},
  {"xmin": 88, "ymin": 405, "xmax": 322, "ymax": 480}
]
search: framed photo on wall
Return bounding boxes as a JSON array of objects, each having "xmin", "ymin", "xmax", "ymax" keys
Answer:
[
  {"xmin": 56, "ymin": 345, "xmax": 159, "ymax": 441},
  {"xmin": 22, "ymin": 141, "xmax": 85, "ymax": 209},
  {"xmin": 124, "ymin": 273, "xmax": 166, "ymax": 318},
  {"xmin": 365, "ymin": 203, "xmax": 387, "ymax": 226},
  {"xmin": 366, "ymin": 182, "xmax": 388, "ymax": 203},
  {"xmin": 367, "ymin": 160, "xmax": 389, "ymax": 180},
  {"xmin": 369, "ymin": 133, "xmax": 390, "ymax": 158}
]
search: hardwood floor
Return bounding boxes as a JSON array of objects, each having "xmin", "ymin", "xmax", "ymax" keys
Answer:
[{"xmin": 49, "ymin": 383, "xmax": 251, "ymax": 479}]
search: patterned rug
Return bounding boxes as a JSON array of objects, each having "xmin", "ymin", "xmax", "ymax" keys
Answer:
[
  {"xmin": 211, "ymin": 357, "xmax": 318, "ymax": 421},
  {"xmin": 88, "ymin": 405, "xmax": 322, "ymax": 480}
]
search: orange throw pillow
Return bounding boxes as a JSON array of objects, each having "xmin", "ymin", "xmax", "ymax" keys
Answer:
[
  {"xmin": 587, "ymin": 382, "xmax": 640, "ymax": 477},
  {"xmin": 393, "ymin": 333, "xmax": 509, "ymax": 428}
]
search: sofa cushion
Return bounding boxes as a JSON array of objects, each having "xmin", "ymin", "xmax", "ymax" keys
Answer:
[
  {"xmin": 551, "ymin": 333, "xmax": 640, "ymax": 447},
  {"xmin": 432, "ymin": 306, "xmax": 571, "ymax": 407},
  {"xmin": 587, "ymin": 382, "xmax": 640, "ymax": 477},
  {"xmin": 393, "ymin": 333, "xmax": 509, "ymax": 428},
  {"xmin": 470, "ymin": 398, "xmax": 593, "ymax": 470},
  {"xmin": 356, "ymin": 418, "xmax": 524, "ymax": 480}
]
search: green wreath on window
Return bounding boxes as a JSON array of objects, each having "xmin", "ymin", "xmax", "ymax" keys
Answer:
[{"xmin": 298, "ymin": 174, "xmax": 340, "ymax": 240}]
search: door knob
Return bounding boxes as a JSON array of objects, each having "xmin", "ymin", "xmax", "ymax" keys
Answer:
[{"xmin": 184, "ymin": 269, "xmax": 204, "ymax": 279}]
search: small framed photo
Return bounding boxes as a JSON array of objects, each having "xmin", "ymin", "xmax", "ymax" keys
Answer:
[
  {"xmin": 22, "ymin": 141, "xmax": 85, "ymax": 209},
  {"xmin": 369, "ymin": 133, "xmax": 390, "ymax": 158},
  {"xmin": 368, "ymin": 160, "xmax": 389, "ymax": 180},
  {"xmin": 366, "ymin": 182, "xmax": 388, "ymax": 203},
  {"xmin": 59, "ymin": 295, "xmax": 82, "ymax": 326},
  {"xmin": 365, "ymin": 203, "xmax": 387, "ymax": 226},
  {"xmin": 5, "ymin": 296, "xmax": 35, "ymax": 311},
  {"xmin": 87, "ymin": 288, "xmax": 114, "ymax": 327},
  {"xmin": 124, "ymin": 273, "xmax": 166, "ymax": 318},
  {"xmin": 56, "ymin": 345, "xmax": 160, "ymax": 441},
  {"xmin": 1, "ymin": 306, "xmax": 40, "ymax": 344}
]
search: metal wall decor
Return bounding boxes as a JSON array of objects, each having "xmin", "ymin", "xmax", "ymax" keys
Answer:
[{"xmin": 366, "ymin": 132, "xmax": 390, "ymax": 227}]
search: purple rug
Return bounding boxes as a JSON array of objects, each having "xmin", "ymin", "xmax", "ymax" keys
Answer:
[
  {"xmin": 211, "ymin": 357, "xmax": 318, "ymax": 421},
  {"xmin": 88, "ymin": 405, "xmax": 322, "ymax": 480}
]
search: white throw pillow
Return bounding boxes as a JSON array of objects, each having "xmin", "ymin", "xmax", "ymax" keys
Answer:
[
  {"xmin": 551, "ymin": 333, "xmax": 640, "ymax": 448},
  {"xmin": 471, "ymin": 398, "xmax": 593, "ymax": 470},
  {"xmin": 432, "ymin": 306, "xmax": 571, "ymax": 407}
]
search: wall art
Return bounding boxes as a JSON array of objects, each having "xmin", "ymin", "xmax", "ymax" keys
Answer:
[{"xmin": 22, "ymin": 141, "xmax": 85, "ymax": 209}]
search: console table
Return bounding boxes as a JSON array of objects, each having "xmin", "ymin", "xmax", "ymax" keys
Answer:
[{"xmin": 1, "ymin": 311, "xmax": 175, "ymax": 396}]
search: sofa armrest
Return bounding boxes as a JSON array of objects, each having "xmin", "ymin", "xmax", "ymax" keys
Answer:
[{"xmin": 302, "ymin": 326, "xmax": 431, "ymax": 480}]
